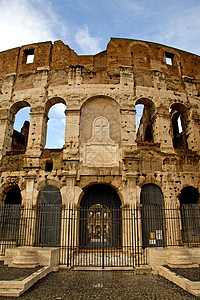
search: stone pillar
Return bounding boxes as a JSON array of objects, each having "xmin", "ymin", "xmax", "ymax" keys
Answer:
[
  {"xmin": 24, "ymin": 175, "xmax": 36, "ymax": 205},
  {"xmin": 68, "ymin": 66, "xmax": 83, "ymax": 86},
  {"xmin": 0, "ymin": 109, "xmax": 15, "ymax": 158},
  {"xmin": 186, "ymin": 111, "xmax": 200, "ymax": 152},
  {"xmin": 153, "ymin": 111, "xmax": 174, "ymax": 153},
  {"xmin": 120, "ymin": 108, "xmax": 137, "ymax": 151},
  {"xmin": 26, "ymin": 106, "xmax": 48, "ymax": 158},
  {"xmin": 120, "ymin": 66, "xmax": 134, "ymax": 90},
  {"xmin": 63, "ymin": 108, "xmax": 80, "ymax": 160}
]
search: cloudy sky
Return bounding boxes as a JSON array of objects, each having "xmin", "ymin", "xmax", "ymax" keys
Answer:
[{"xmin": 1, "ymin": 0, "xmax": 199, "ymax": 148}]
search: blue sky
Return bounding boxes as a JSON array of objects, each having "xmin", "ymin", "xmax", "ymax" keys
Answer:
[{"xmin": 1, "ymin": 0, "xmax": 199, "ymax": 148}]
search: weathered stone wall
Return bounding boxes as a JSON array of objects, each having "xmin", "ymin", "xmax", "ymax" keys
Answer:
[{"xmin": 0, "ymin": 38, "xmax": 199, "ymax": 207}]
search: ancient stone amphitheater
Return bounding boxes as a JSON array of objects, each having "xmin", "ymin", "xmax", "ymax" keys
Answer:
[{"xmin": 0, "ymin": 38, "xmax": 199, "ymax": 268}]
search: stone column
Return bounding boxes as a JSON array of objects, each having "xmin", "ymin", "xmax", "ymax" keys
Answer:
[
  {"xmin": 0, "ymin": 109, "xmax": 15, "ymax": 158},
  {"xmin": 120, "ymin": 66, "xmax": 134, "ymax": 90},
  {"xmin": 153, "ymin": 111, "xmax": 174, "ymax": 153},
  {"xmin": 25, "ymin": 106, "xmax": 48, "ymax": 159},
  {"xmin": 63, "ymin": 108, "xmax": 80, "ymax": 160},
  {"xmin": 186, "ymin": 111, "xmax": 200, "ymax": 152},
  {"xmin": 120, "ymin": 108, "xmax": 137, "ymax": 151}
]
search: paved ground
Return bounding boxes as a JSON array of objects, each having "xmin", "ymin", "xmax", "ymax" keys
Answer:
[{"xmin": 0, "ymin": 270, "xmax": 197, "ymax": 299}]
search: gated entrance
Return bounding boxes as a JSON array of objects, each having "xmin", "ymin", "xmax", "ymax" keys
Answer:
[
  {"xmin": 141, "ymin": 184, "xmax": 166, "ymax": 248},
  {"xmin": 36, "ymin": 185, "xmax": 62, "ymax": 246},
  {"xmin": 77, "ymin": 184, "xmax": 124, "ymax": 268}
]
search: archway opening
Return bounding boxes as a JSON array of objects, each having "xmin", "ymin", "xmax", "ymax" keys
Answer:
[
  {"xmin": 11, "ymin": 105, "xmax": 30, "ymax": 153},
  {"xmin": 179, "ymin": 186, "xmax": 200, "ymax": 244},
  {"xmin": 135, "ymin": 99, "xmax": 155, "ymax": 143},
  {"xmin": 179, "ymin": 186, "xmax": 199, "ymax": 205},
  {"xmin": 79, "ymin": 184, "xmax": 122, "ymax": 249},
  {"xmin": 140, "ymin": 184, "xmax": 166, "ymax": 248},
  {"xmin": 45, "ymin": 103, "xmax": 66, "ymax": 149},
  {"xmin": 170, "ymin": 103, "xmax": 188, "ymax": 149},
  {"xmin": 1, "ymin": 186, "xmax": 22, "ymax": 242},
  {"xmin": 5, "ymin": 186, "xmax": 22, "ymax": 205},
  {"xmin": 36, "ymin": 185, "xmax": 62, "ymax": 246}
]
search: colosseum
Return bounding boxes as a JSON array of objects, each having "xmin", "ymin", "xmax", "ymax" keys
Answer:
[{"xmin": 0, "ymin": 38, "xmax": 199, "ymax": 269}]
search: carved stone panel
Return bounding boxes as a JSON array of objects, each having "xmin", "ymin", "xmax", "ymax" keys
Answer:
[{"xmin": 83, "ymin": 117, "xmax": 119, "ymax": 167}]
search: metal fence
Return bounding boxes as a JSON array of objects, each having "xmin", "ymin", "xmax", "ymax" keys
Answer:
[{"xmin": 0, "ymin": 203, "xmax": 199, "ymax": 268}]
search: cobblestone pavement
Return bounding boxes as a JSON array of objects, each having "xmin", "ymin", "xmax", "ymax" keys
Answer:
[{"xmin": 0, "ymin": 270, "xmax": 197, "ymax": 300}]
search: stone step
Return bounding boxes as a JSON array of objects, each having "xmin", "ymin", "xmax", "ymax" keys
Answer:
[
  {"xmin": 192, "ymin": 289, "xmax": 200, "ymax": 297},
  {"xmin": 0, "ymin": 288, "xmax": 24, "ymax": 297},
  {"xmin": 0, "ymin": 266, "xmax": 52, "ymax": 297}
]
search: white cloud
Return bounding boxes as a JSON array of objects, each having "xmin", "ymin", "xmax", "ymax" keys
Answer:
[
  {"xmin": 75, "ymin": 25, "xmax": 102, "ymax": 55},
  {"xmin": 0, "ymin": 0, "xmax": 68, "ymax": 52},
  {"xmin": 49, "ymin": 103, "xmax": 66, "ymax": 117},
  {"xmin": 150, "ymin": 4, "xmax": 200, "ymax": 55}
]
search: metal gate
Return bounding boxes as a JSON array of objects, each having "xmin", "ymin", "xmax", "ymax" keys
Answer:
[{"xmin": 60, "ymin": 205, "xmax": 147, "ymax": 268}]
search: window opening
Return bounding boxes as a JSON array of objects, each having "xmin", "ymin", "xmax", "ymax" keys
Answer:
[
  {"xmin": 45, "ymin": 103, "xmax": 66, "ymax": 149},
  {"xmin": 24, "ymin": 49, "xmax": 34, "ymax": 64},
  {"xmin": 136, "ymin": 103, "xmax": 154, "ymax": 143},
  {"xmin": 12, "ymin": 107, "xmax": 30, "ymax": 152},
  {"xmin": 45, "ymin": 160, "xmax": 53, "ymax": 172},
  {"xmin": 172, "ymin": 112, "xmax": 185, "ymax": 149},
  {"xmin": 135, "ymin": 104, "xmax": 144, "ymax": 132},
  {"xmin": 165, "ymin": 52, "xmax": 174, "ymax": 65}
]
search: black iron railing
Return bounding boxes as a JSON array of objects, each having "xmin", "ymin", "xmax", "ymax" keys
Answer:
[{"xmin": 0, "ymin": 204, "xmax": 199, "ymax": 268}]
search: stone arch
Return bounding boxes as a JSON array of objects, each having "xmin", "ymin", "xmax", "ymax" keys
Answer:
[
  {"xmin": 140, "ymin": 183, "xmax": 166, "ymax": 248},
  {"xmin": 10, "ymin": 101, "xmax": 31, "ymax": 115},
  {"xmin": 137, "ymin": 176, "xmax": 163, "ymax": 190},
  {"xmin": 135, "ymin": 98, "xmax": 156, "ymax": 143},
  {"xmin": 80, "ymin": 95, "xmax": 121, "ymax": 145},
  {"xmin": 4, "ymin": 185, "xmax": 22, "ymax": 205},
  {"xmin": 80, "ymin": 183, "xmax": 122, "ymax": 208},
  {"xmin": 170, "ymin": 102, "xmax": 189, "ymax": 149},
  {"xmin": 36, "ymin": 179, "xmax": 61, "ymax": 195},
  {"xmin": 45, "ymin": 97, "xmax": 66, "ymax": 115},
  {"xmin": 79, "ymin": 183, "xmax": 122, "ymax": 249},
  {"xmin": 179, "ymin": 186, "xmax": 199, "ymax": 205},
  {"xmin": 77, "ymin": 177, "xmax": 124, "ymax": 206},
  {"xmin": 128, "ymin": 41, "xmax": 151, "ymax": 68},
  {"xmin": 5, "ymin": 101, "xmax": 31, "ymax": 154},
  {"xmin": 0, "ymin": 180, "xmax": 23, "ymax": 203},
  {"xmin": 135, "ymin": 98, "xmax": 156, "ymax": 113}
]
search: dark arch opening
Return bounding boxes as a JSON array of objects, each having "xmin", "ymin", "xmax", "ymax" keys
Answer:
[
  {"xmin": 135, "ymin": 99, "xmax": 155, "ymax": 143},
  {"xmin": 80, "ymin": 184, "xmax": 121, "ymax": 208},
  {"xmin": 36, "ymin": 185, "xmax": 62, "ymax": 246},
  {"xmin": 1, "ymin": 186, "xmax": 22, "ymax": 242},
  {"xmin": 5, "ymin": 186, "xmax": 22, "ymax": 205},
  {"xmin": 179, "ymin": 186, "xmax": 199, "ymax": 205},
  {"xmin": 172, "ymin": 112, "xmax": 185, "ymax": 149},
  {"xmin": 79, "ymin": 184, "xmax": 122, "ymax": 249},
  {"xmin": 179, "ymin": 186, "xmax": 200, "ymax": 244},
  {"xmin": 140, "ymin": 184, "xmax": 166, "ymax": 248},
  {"xmin": 170, "ymin": 103, "xmax": 188, "ymax": 149}
]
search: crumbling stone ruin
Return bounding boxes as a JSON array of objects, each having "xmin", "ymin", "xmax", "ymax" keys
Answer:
[{"xmin": 0, "ymin": 38, "xmax": 199, "ymax": 255}]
